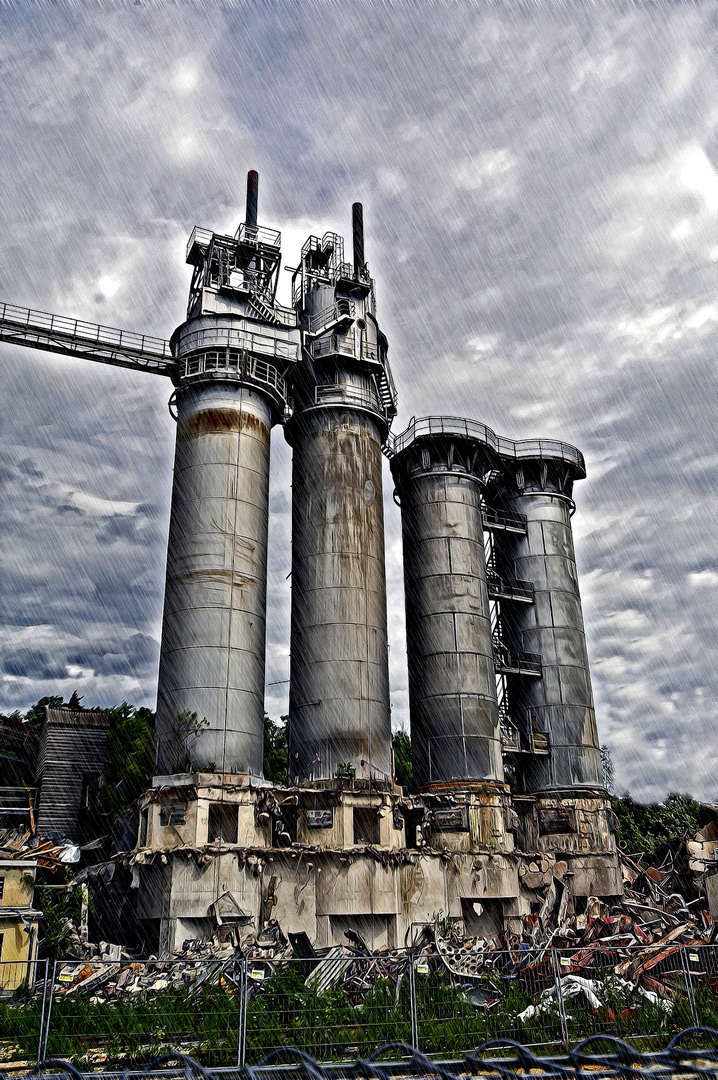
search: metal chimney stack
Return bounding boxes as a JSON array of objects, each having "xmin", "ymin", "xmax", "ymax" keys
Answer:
[
  {"xmin": 286, "ymin": 206, "xmax": 397, "ymax": 784},
  {"xmin": 245, "ymin": 171, "xmax": 259, "ymax": 228}
]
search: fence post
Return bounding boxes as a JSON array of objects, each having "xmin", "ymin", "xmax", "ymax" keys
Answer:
[
  {"xmin": 679, "ymin": 946, "xmax": 698, "ymax": 1025},
  {"xmin": 550, "ymin": 950, "xmax": 569, "ymax": 1046},
  {"xmin": 408, "ymin": 953, "xmax": 419, "ymax": 1052},
  {"xmin": 35, "ymin": 959, "xmax": 49, "ymax": 1067},
  {"xmin": 237, "ymin": 957, "xmax": 247, "ymax": 1066},
  {"xmin": 39, "ymin": 959, "xmax": 57, "ymax": 1064}
]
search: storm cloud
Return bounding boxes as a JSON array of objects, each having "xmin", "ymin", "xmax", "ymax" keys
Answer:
[{"xmin": 0, "ymin": 1, "xmax": 715, "ymax": 799}]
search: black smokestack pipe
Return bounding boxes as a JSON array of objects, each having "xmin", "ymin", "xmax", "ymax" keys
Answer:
[
  {"xmin": 352, "ymin": 202, "xmax": 364, "ymax": 274},
  {"xmin": 246, "ymin": 170, "xmax": 259, "ymax": 228}
]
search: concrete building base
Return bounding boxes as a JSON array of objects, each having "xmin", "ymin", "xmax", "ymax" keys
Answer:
[{"xmin": 129, "ymin": 774, "xmax": 622, "ymax": 954}]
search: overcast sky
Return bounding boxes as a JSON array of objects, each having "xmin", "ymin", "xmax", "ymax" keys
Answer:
[{"xmin": 0, "ymin": 1, "xmax": 715, "ymax": 801}]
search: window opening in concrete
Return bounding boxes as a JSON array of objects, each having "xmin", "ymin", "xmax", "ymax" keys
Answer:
[
  {"xmin": 0, "ymin": 877, "xmax": 4, "ymax": 902},
  {"xmin": 160, "ymin": 803, "xmax": 187, "ymax": 827},
  {"xmin": 461, "ymin": 897, "xmax": 504, "ymax": 941},
  {"xmin": 538, "ymin": 807, "xmax": 576, "ymax": 835},
  {"xmin": 208, "ymin": 803, "xmax": 238, "ymax": 844},
  {"xmin": 353, "ymin": 806, "xmax": 380, "ymax": 845},
  {"xmin": 138, "ymin": 808, "xmax": 148, "ymax": 846},
  {"xmin": 272, "ymin": 807, "xmax": 297, "ymax": 846},
  {"xmin": 329, "ymin": 913, "xmax": 396, "ymax": 951}
]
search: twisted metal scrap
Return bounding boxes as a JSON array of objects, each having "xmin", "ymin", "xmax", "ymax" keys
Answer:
[{"xmin": 4, "ymin": 1029, "xmax": 716, "ymax": 1080}]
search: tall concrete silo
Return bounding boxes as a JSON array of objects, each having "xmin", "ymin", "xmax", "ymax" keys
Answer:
[
  {"xmin": 390, "ymin": 420, "xmax": 503, "ymax": 788},
  {"xmin": 155, "ymin": 174, "xmax": 300, "ymax": 775},
  {"xmin": 492, "ymin": 448, "xmax": 603, "ymax": 791},
  {"xmin": 285, "ymin": 206, "xmax": 398, "ymax": 783}
]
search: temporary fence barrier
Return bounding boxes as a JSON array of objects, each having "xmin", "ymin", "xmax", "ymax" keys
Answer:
[
  {"xmin": 0, "ymin": 958, "xmax": 47, "ymax": 1065},
  {"xmin": 0, "ymin": 946, "xmax": 717, "ymax": 1069},
  {"xmin": 3, "ymin": 1031, "xmax": 718, "ymax": 1080}
]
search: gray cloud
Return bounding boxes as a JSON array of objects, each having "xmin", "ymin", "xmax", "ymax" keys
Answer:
[{"xmin": 0, "ymin": 2, "xmax": 715, "ymax": 799}]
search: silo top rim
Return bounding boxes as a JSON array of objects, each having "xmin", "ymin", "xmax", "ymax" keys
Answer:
[{"xmin": 388, "ymin": 415, "xmax": 586, "ymax": 479}]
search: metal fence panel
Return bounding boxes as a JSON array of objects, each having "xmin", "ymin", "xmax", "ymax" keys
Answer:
[
  {"xmin": 0, "ymin": 958, "xmax": 47, "ymax": 1067},
  {"xmin": 1, "ymin": 945, "xmax": 715, "ymax": 1068},
  {"xmin": 242, "ymin": 955, "xmax": 413, "ymax": 1064},
  {"xmin": 411, "ymin": 947, "xmax": 566, "ymax": 1056},
  {"xmin": 682, "ymin": 944, "xmax": 718, "ymax": 1029},
  {"xmin": 551, "ymin": 943, "xmax": 697, "ymax": 1048},
  {"xmin": 42, "ymin": 958, "xmax": 243, "ymax": 1068}
]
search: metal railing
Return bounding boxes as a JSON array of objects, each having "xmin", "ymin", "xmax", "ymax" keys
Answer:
[
  {"xmin": 486, "ymin": 573, "xmax": 534, "ymax": 603},
  {"xmin": 314, "ymin": 383, "xmax": 383, "ymax": 413},
  {"xmin": 308, "ymin": 300, "xmax": 356, "ymax": 335},
  {"xmin": 482, "ymin": 506, "xmax": 528, "ymax": 533},
  {"xmin": 0, "ymin": 302, "xmax": 173, "ymax": 372},
  {"xmin": 388, "ymin": 417, "xmax": 586, "ymax": 475},
  {"xmin": 186, "ymin": 226, "xmax": 214, "ymax": 261},
  {"xmin": 236, "ymin": 222, "xmax": 281, "ymax": 249},
  {"xmin": 493, "ymin": 643, "xmax": 542, "ymax": 676},
  {"xmin": 310, "ymin": 332, "xmax": 357, "ymax": 361},
  {"xmin": 180, "ymin": 350, "xmax": 288, "ymax": 401},
  {"xmin": 180, "ymin": 326, "xmax": 298, "ymax": 364},
  {"xmin": 1, "ymin": 946, "xmax": 717, "ymax": 1069}
]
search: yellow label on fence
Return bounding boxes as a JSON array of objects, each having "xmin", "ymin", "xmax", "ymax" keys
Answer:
[
  {"xmin": 560, "ymin": 957, "xmax": 570, "ymax": 966},
  {"xmin": 250, "ymin": 969, "xmax": 265, "ymax": 980},
  {"xmin": 689, "ymin": 953, "xmax": 699, "ymax": 962},
  {"xmin": 415, "ymin": 962, "xmax": 429, "ymax": 974}
]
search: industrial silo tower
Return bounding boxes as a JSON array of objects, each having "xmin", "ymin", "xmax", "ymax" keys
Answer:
[
  {"xmin": 285, "ymin": 205, "xmax": 398, "ymax": 785},
  {"xmin": 155, "ymin": 172, "xmax": 301, "ymax": 775}
]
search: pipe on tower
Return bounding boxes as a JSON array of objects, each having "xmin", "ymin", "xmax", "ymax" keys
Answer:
[
  {"xmin": 246, "ymin": 171, "xmax": 259, "ymax": 228},
  {"xmin": 352, "ymin": 202, "xmax": 364, "ymax": 274}
]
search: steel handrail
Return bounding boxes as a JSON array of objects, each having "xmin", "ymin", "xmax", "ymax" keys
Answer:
[
  {"xmin": 389, "ymin": 415, "xmax": 585, "ymax": 474},
  {"xmin": 0, "ymin": 302, "xmax": 171, "ymax": 360}
]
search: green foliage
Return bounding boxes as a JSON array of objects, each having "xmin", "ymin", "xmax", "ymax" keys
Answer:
[
  {"xmin": 263, "ymin": 713, "xmax": 288, "ymax": 784},
  {"xmin": 45, "ymin": 981, "xmax": 240, "ymax": 1067},
  {"xmin": 101, "ymin": 703, "xmax": 156, "ymax": 816},
  {"xmin": 611, "ymin": 791, "xmax": 702, "ymax": 856},
  {"xmin": 392, "ymin": 729, "xmax": 413, "ymax": 789},
  {"xmin": 172, "ymin": 709, "xmax": 210, "ymax": 771},
  {"xmin": 334, "ymin": 761, "xmax": 356, "ymax": 781},
  {"xmin": 35, "ymin": 873, "xmax": 84, "ymax": 960},
  {"xmin": 24, "ymin": 695, "xmax": 64, "ymax": 728},
  {"xmin": 601, "ymin": 744, "xmax": 615, "ymax": 794}
]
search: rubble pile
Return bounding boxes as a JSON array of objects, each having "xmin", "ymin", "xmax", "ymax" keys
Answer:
[
  {"xmin": 0, "ymin": 828, "xmax": 81, "ymax": 868},
  {"xmin": 13, "ymin": 807, "xmax": 718, "ymax": 1025}
]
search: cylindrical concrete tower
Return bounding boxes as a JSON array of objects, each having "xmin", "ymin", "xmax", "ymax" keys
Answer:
[
  {"xmin": 286, "ymin": 212, "xmax": 397, "ymax": 783},
  {"xmin": 493, "ymin": 453, "xmax": 603, "ymax": 791},
  {"xmin": 155, "ymin": 180, "xmax": 300, "ymax": 774},
  {"xmin": 390, "ymin": 425, "xmax": 503, "ymax": 788}
]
